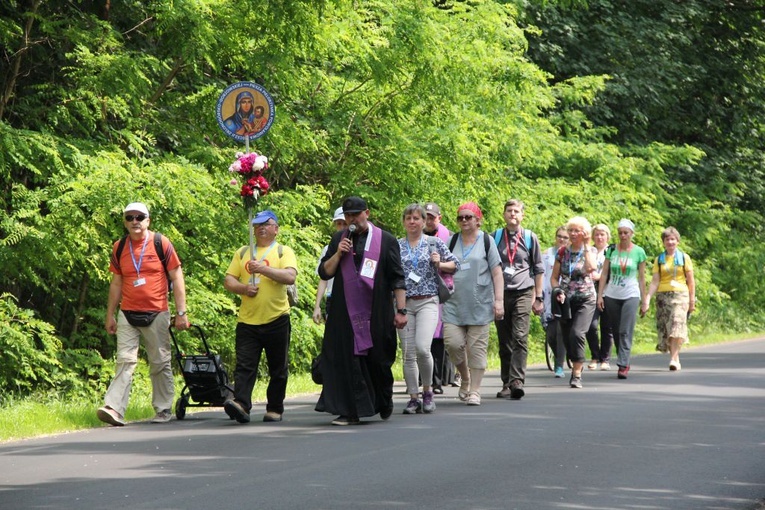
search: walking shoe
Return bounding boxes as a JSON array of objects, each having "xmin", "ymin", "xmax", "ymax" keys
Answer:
[
  {"xmin": 669, "ymin": 360, "xmax": 681, "ymax": 371},
  {"xmin": 587, "ymin": 360, "xmax": 599, "ymax": 370},
  {"xmin": 600, "ymin": 361, "xmax": 611, "ymax": 371},
  {"xmin": 452, "ymin": 373, "xmax": 462, "ymax": 387},
  {"xmin": 403, "ymin": 398, "xmax": 423, "ymax": 414},
  {"xmin": 496, "ymin": 385, "xmax": 512, "ymax": 398},
  {"xmin": 331, "ymin": 415, "xmax": 360, "ymax": 426},
  {"xmin": 224, "ymin": 400, "xmax": 251, "ymax": 423},
  {"xmin": 97, "ymin": 406, "xmax": 125, "ymax": 427},
  {"xmin": 432, "ymin": 386, "xmax": 444, "ymax": 395},
  {"xmin": 569, "ymin": 375, "xmax": 583, "ymax": 389},
  {"xmin": 554, "ymin": 366, "xmax": 565, "ymax": 378},
  {"xmin": 509, "ymin": 380, "xmax": 525, "ymax": 400},
  {"xmin": 151, "ymin": 409, "xmax": 172, "ymax": 423},
  {"xmin": 422, "ymin": 391, "xmax": 436, "ymax": 413},
  {"xmin": 458, "ymin": 380, "xmax": 471, "ymax": 401},
  {"xmin": 617, "ymin": 366, "xmax": 630, "ymax": 379},
  {"xmin": 466, "ymin": 391, "xmax": 481, "ymax": 406},
  {"xmin": 263, "ymin": 411, "xmax": 283, "ymax": 422},
  {"xmin": 380, "ymin": 404, "xmax": 394, "ymax": 420}
]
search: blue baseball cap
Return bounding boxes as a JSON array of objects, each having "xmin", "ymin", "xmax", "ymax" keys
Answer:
[{"xmin": 252, "ymin": 210, "xmax": 278, "ymax": 225}]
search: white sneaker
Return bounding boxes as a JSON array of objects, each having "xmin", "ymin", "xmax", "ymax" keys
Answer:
[
  {"xmin": 669, "ymin": 360, "xmax": 682, "ymax": 371},
  {"xmin": 151, "ymin": 409, "xmax": 172, "ymax": 423},
  {"xmin": 600, "ymin": 361, "xmax": 611, "ymax": 371},
  {"xmin": 466, "ymin": 392, "xmax": 481, "ymax": 406}
]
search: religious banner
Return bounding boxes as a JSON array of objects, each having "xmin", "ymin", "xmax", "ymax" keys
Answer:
[{"xmin": 216, "ymin": 81, "xmax": 275, "ymax": 143}]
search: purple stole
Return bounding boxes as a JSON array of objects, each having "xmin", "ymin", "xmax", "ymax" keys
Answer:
[{"xmin": 341, "ymin": 223, "xmax": 382, "ymax": 356}]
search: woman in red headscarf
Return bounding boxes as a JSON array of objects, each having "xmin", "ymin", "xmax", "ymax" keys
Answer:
[{"xmin": 441, "ymin": 202, "xmax": 504, "ymax": 406}]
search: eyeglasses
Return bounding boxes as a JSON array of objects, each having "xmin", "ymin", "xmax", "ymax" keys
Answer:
[
  {"xmin": 556, "ymin": 235, "xmax": 569, "ymax": 240},
  {"xmin": 457, "ymin": 215, "xmax": 475, "ymax": 222},
  {"xmin": 125, "ymin": 214, "xmax": 147, "ymax": 222}
]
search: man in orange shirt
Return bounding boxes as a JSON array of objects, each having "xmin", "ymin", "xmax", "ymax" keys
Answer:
[{"xmin": 98, "ymin": 202, "xmax": 190, "ymax": 426}]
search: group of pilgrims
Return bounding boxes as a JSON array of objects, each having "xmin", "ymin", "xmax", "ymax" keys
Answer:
[{"xmin": 312, "ymin": 197, "xmax": 695, "ymax": 425}]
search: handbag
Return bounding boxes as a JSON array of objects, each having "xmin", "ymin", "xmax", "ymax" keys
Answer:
[
  {"xmin": 122, "ymin": 310, "xmax": 159, "ymax": 327},
  {"xmin": 436, "ymin": 272, "xmax": 454, "ymax": 303},
  {"xmin": 287, "ymin": 283, "xmax": 298, "ymax": 307}
]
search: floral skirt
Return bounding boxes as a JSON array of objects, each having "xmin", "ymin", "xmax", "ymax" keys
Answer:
[{"xmin": 655, "ymin": 291, "xmax": 689, "ymax": 353}]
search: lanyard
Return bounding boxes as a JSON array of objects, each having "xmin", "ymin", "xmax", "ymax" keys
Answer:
[
  {"xmin": 617, "ymin": 244, "xmax": 633, "ymax": 275},
  {"xmin": 460, "ymin": 234, "xmax": 478, "ymax": 261},
  {"xmin": 129, "ymin": 235, "xmax": 150, "ymax": 277},
  {"xmin": 503, "ymin": 229, "xmax": 521, "ymax": 268},
  {"xmin": 405, "ymin": 236, "xmax": 425, "ymax": 273},
  {"xmin": 254, "ymin": 241, "xmax": 277, "ymax": 262}
]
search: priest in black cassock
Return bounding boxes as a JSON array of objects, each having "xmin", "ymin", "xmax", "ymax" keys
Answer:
[{"xmin": 315, "ymin": 196, "xmax": 407, "ymax": 425}]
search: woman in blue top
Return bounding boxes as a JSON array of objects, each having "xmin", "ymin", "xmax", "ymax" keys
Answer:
[
  {"xmin": 398, "ymin": 204, "xmax": 459, "ymax": 414},
  {"xmin": 597, "ymin": 219, "xmax": 647, "ymax": 380}
]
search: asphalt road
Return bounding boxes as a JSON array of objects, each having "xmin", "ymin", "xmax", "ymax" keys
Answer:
[{"xmin": 2, "ymin": 338, "xmax": 764, "ymax": 510}]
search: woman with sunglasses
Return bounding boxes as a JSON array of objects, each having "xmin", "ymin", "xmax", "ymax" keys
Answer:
[
  {"xmin": 442, "ymin": 202, "xmax": 504, "ymax": 406},
  {"xmin": 597, "ymin": 219, "xmax": 647, "ymax": 379},
  {"xmin": 542, "ymin": 226, "xmax": 569, "ymax": 378},
  {"xmin": 550, "ymin": 216, "xmax": 597, "ymax": 388},
  {"xmin": 397, "ymin": 204, "xmax": 459, "ymax": 415}
]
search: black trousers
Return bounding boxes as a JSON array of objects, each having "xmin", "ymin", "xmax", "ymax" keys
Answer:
[{"xmin": 233, "ymin": 314, "xmax": 291, "ymax": 414}]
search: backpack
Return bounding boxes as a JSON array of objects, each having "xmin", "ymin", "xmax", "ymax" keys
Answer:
[
  {"xmin": 448, "ymin": 230, "xmax": 492, "ymax": 260},
  {"xmin": 238, "ymin": 244, "xmax": 298, "ymax": 307},
  {"xmin": 114, "ymin": 232, "xmax": 172, "ymax": 293},
  {"xmin": 492, "ymin": 228, "xmax": 533, "ymax": 251},
  {"xmin": 657, "ymin": 250, "xmax": 685, "ymax": 277}
]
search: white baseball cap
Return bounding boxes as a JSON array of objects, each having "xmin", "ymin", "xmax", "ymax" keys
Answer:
[
  {"xmin": 332, "ymin": 207, "xmax": 345, "ymax": 222},
  {"xmin": 123, "ymin": 202, "xmax": 149, "ymax": 216}
]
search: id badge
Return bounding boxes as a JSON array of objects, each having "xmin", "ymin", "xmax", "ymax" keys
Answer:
[
  {"xmin": 133, "ymin": 277, "xmax": 146, "ymax": 287},
  {"xmin": 504, "ymin": 267, "xmax": 516, "ymax": 276},
  {"xmin": 408, "ymin": 271, "xmax": 421, "ymax": 283},
  {"xmin": 461, "ymin": 262, "xmax": 471, "ymax": 270}
]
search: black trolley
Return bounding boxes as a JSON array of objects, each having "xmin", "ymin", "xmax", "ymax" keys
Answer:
[{"xmin": 169, "ymin": 324, "xmax": 232, "ymax": 420}]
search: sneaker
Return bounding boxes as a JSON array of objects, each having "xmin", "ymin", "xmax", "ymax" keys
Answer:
[
  {"xmin": 587, "ymin": 360, "xmax": 599, "ymax": 370},
  {"xmin": 466, "ymin": 391, "xmax": 481, "ymax": 406},
  {"xmin": 151, "ymin": 409, "xmax": 172, "ymax": 423},
  {"xmin": 452, "ymin": 373, "xmax": 462, "ymax": 387},
  {"xmin": 97, "ymin": 406, "xmax": 125, "ymax": 427},
  {"xmin": 224, "ymin": 400, "xmax": 251, "ymax": 423},
  {"xmin": 617, "ymin": 366, "xmax": 630, "ymax": 379},
  {"xmin": 403, "ymin": 398, "xmax": 423, "ymax": 414},
  {"xmin": 600, "ymin": 361, "xmax": 611, "ymax": 371},
  {"xmin": 496, "ymin": 385, "xmax": 512, "ymax": 398},
  {"xmin": 331, "ymin": 415, "xmax": 360, "ymax": 426},
  {"xmin": 509, "ymin": 380, "xmax": 525, "ymax": 400},
  {"xmin": 669, "ymin": 360, "xmax": 681, "ymax": 371},
  {"xmin": 263, "ymin": 411, "xmax": 283, "ymax": 422},
  {"xmin": 569, "ymin": 375, "xmax": 583, "ymax": 389},
  {"xmin": 422, "ymin": 391, "xmax": 436, "ymax": 413},
  {"xmin": 458, "ymin": 380, "xmax": 471, "ymax": 401},
  {"xmin": 554, "ymin": 366, "xmax": 565, "ymax": 378}
]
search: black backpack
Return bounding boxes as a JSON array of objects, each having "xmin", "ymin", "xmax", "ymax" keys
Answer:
[{"xmin": 113, "ymin": 232, "xmax": 171, "ymax": 292}]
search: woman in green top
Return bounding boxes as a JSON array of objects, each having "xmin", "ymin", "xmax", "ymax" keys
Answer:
[
  {"xmin": 641, "ymin": 227, "xmax": 696, "ymax": 371},
  {"xmin": 597, "ymin": 219, "xmax": 647, "ymax": 380}
]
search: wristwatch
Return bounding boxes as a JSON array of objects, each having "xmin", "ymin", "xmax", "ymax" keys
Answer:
[
  {"xmin": 177, "ymin": 310, "xmax": 187, "ymax": 317},
  {"xmin": 535, "ymin": 296, "xmax": 543, "ymax": 303},
  {"xmin": 396, "ymin": 308, "xmax": 408, "ymax": 315}
]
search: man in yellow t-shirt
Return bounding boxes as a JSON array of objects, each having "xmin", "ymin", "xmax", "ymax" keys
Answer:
[{"xmin": 223, "ymin": 210, "xmax": 298, "ymax": 424}]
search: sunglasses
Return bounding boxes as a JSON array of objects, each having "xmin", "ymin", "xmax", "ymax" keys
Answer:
[
  {"xmin": 125, "ymin": 214, "xmax": 147, "ymax": 222},
  {"xmin": 457, "ymin": 215, "xmax": 475, "ymax": 222}
]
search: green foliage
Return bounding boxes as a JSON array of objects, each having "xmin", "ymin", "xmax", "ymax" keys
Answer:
[{"xmin": 1, "ymin": 0, "xmax": 763, "ymax": 405}]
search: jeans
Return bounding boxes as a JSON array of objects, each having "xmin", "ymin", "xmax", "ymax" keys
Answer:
[{"xmin": 399, "ymin": 296, "xmax": 439, "ymax": 394}]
